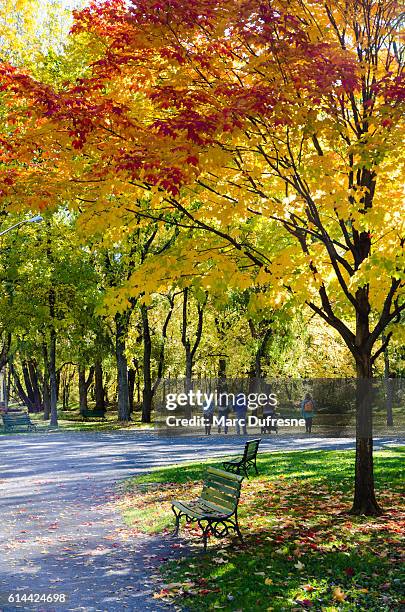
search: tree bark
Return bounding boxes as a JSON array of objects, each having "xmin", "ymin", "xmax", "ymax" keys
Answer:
[
  {"xmin": 79, "ymin": 365, "xmax": 95, "ymax": 416},
  {"xmin": 49, "ymin": 327, "xmax": 58, "ymax": 427},
  {"xmin": 0, "ymin": 334, "xmax": 10, "ymax": 371},
  {"xmin": 62, "ymin": 382, "xmax": 69, "ymax": 410},
  {"xmin": 28, "ymin": 360, "xmax": 42, "ymax": 412},
  {"xmin": 42, "ymin": 344, "xmax": 51, "ymax": 420},
  {"xmin": 9, "ymin": 359, "xmax": 36, "ymax": 412},
  {"xmin": 218, "ymin": 358, "xmax": 227, "ymax": 380},
  {"xmin": 22, "ymin": 360, "xmax": 36, "ymax": 409},
  {"xmin": 128, "ymin": 367, "xmax": 135, "ymax": 413},
  {"xmin": 78, "ymin": 366, "xmax": 87, "ymax": 415},
  {"xmin": 181, "ymin": 288, "xmax": 205, "ymax": 413},
  {"xmin": 133, "ymin": 358, "xmax": 141, "ymax": 403},
  {"xmin": 94, "ymin": 360, "xmax": 105, "ymax": 411},
  {"xmin": 248, "ymin": 321, "xmax": 273, "ymax": 379},
  {"xmin": 350, "ymin": 288, "xmax": 382, "ymax": 515},
  {"xmin": 141, "ymin": 303, "xmax": 153, "ymax": 423},
  {"xmin": 61, "ymin": 365, "xmax": 74, "ymax": 411},
  {"xmin": 115, "ymin": 312, "xmax": 130, "ymax": 421}
]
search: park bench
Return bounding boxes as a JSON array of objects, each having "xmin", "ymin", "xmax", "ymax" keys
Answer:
[
  {"xmin": 81, "ymin": 409, "xmax": 106, "ymax": 419},
  {"xmin": 223, "ymin": 438, "xmax": 261, "ymax": 477},
  {"xmin": 171, "ymin": 467, "xmax": 244, "ymax": 550},
  {"xmin": 1, "ymin": 411, "xmax": 37, "ymax": 433}
]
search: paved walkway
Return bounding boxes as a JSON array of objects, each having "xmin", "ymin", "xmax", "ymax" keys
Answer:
[{"xmin": 0, "ymin": 432, "xmax": 400, "ymax": 612}]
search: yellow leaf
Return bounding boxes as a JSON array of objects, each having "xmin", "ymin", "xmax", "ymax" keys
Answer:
[
  {"xmin": 332, "ymin": 586, "xmax": 347, "ymax": 602},
  {"xmin": 264, "ymin": 578, "xmax": 273, "ymax": 585}
]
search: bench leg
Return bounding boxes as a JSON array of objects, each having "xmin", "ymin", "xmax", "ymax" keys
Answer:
[
  {"xmin": 234, "ymin": 510, "xmax": 243, "ymax": 544},
  {"xmin": 171, "ymin": 506, "xmax": 181, "ymax": 536},
  {"xmin": 199, "ymin": 521, "xmax": 210, "ymax": 552}
]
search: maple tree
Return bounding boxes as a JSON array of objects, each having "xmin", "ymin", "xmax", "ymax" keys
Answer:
[{"xmin": 0, "ymin": 0, "xmax": 404, "ymax": 513}]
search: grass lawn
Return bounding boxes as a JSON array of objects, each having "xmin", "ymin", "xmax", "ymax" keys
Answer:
[{"xmin": 118, "ymin": 447, "xmax": 404, "ymax": 611}]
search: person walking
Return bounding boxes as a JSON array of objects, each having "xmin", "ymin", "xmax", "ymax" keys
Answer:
[
  {"xmin": 234, "ymin": 392, "xmax": 248, "ymax": 435},
  {"xmin": 301, "ymin": 392, "xmax": 316, "ymax": 433},
  {"xmin": 261, "ymin": 402, "xmax": 277, "ymax": 434},
  {"xmin": 202, "ymin": 396, "xmax": 215, "ymax": 435},
  {"xmin": 217, "ymin": 399, "xmax": 229, "ymax": 434}
]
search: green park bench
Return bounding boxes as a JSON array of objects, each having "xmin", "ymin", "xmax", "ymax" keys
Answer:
[
  {"xmin": 81, "ymin": 409, "xmax": 106, "ymax": 419},
  {"xmin": 2, "ymin": 412, "xmax": 37, "ymax": 433},
  {"xmin": 223, "ymin": 438, "xmax": 261, "ymax": 478},
  {"xmin": 172, "ymin": 467, "xmax": 244, "ymax": 550}
]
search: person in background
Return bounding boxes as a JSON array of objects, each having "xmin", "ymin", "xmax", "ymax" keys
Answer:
[
  {"xmin": 202, "ymin": 396, "xmax": 215, "ymax": 435},
  {"xmin": 217, "ymin": 398, "xmax": 230, "ymax": 434},
  {"xmin": 234, "ymin": 392, "xmax": 248, "ymax": 435},
  {"xmin": 301, "ymin": 392, "xmax": 316, "ymax": 433},
  {"xmin": 261, "ymin": 401, "xmax": 277, "ymax": 434}
]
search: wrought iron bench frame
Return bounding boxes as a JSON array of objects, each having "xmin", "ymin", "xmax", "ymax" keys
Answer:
[{"xmin": 223, "ymin": 438, "xmax": 261, "ymax": 478}]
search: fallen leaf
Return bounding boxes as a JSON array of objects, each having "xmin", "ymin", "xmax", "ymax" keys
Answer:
[{"xmin": 332, "ymin": 586, "xmax": 347, "ymax": 602}]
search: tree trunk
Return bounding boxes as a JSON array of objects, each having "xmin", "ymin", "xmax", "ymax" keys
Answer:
[
  {"xmin": 9, "ymin": 359, "xmax": 36, "ymax": 412},
  {"xmin": 0, "ymin": 333, "xmax": 10, "ymax": 371},
  {"xmin": 181, "ymin": 288, "xmax": 205, "ymax": 417},
  {"xmin": 115, "ymin": 313, "xmax": 130, "ymax": 421},
  {"xmin": 61, "ymin": 366, "xmax": 74, "ymax": 411},
  {"xmin": 62, "ymin": 383, "xmax": 69, "ymax": 410},
  {"xmin": 28, "ymin": 360, "xmax": 42, "ymax": 412},
  {"xmin": 132, "ymin": 360, "xmax": 140, "ymax": 403},
  {"xmin": 185, "ymin": 349, "xmax": 192, "ymax": 390},
  {"xmin": 350, "ymin": 291, "xmax": 382, "ymax": 515},
  {"xmin": 78, "ymin": 365, "xmax": 95, "ymax": 416},
  {"xmin": 218, "ymin": 358, "xmax": 226, "ymax": 380},
  {"xmin": 78, "ymin": 366, "xmax": 88, "ymax": 415},
  {"xmin": 128, "ymin": 368, "xmax": 135, "ymax": 413},
  {"xmin": 94, "ymin": 360, "xmax": 105, "ymax": 411},
  {"xmin": 141, "ymin": 304, "xmax": 153, "ymax": 423},
  {"xmin": 49, "ymin": 328, "xmax": 58, "ymax": 427},
  {"xmin": 56, "ymin": 369, "xmax": 61, "ymax": 402},
  {"xmin": 22, "ymin": 360, "xmax": 36, "ymax": 409},
  {"xmin": 42, "ymin": 346, "xmax": 51, "ymax": 421}
]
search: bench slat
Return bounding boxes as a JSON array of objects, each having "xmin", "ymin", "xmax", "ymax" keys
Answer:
[
  {"xmin": 204, "ymin": 479, "xmax": 240, "ymax": 496},
  {"xmin": 205, "ymin": 476, "xmax": 241, "ymax": 492},
  {"xmin": 202, "ymin": 483, "xmax": 239, "ymax": 502},
  {"xmin": 205, "ymin": 469, "xmax": 243, "ymax": 487},
  {"xmin": 201, "ymin": 489, "xmax": 236, "ymax": 510},
  {"xmin": 198, "ymin": 499, "xmax": 233, "ymax": 515},
  {"xmin": 206, "ymin": 467, "xmax": 243, "ymax": 483},
  {"xmin": 201, "ymin": 493, "xmax": 236, "ymax": 514},
  {"xmin": 172, "ymin": 500, "xmax": 228, "ymax": 519}
]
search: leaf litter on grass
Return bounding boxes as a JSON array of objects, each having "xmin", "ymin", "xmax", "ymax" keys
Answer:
[{"xmin": 117, "ymin": 448, "xmax": 405, "ymax": 611}]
